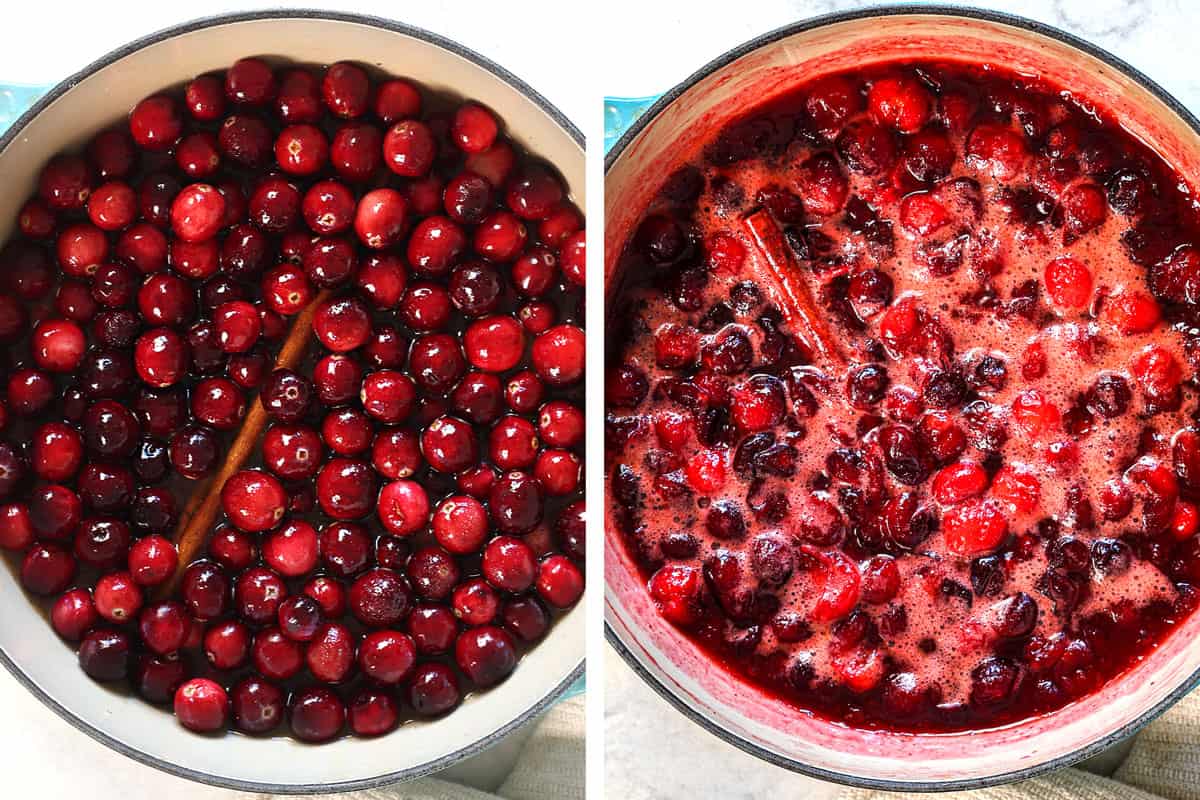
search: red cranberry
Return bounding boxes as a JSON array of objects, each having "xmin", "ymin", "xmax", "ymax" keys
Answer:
[
  {"xmin": 489, "ymin": 471, "xmax": 544, "ymax": 535},
  {"xmin": 482, "ymin": 536, "xmax": 537, "ymax": 592},
  {"xmin": 129, "ymin": 95, "xmax": 182, "ymax": 150},
  {"xmin": 0, "ymin": 504, "xmax": 34, "ymax": 551},
  {"xmin": 475, "ymin": 211, "xmax": 528, "ymax": 260},
  {"xmin": 181, "ymin": 561, "xmax": 231, "ymax": 619},
  {"xmin": 331, "ymin": 122, "xmax": 383, "ymax": 182},
  {"xmin": 377, "ymin": 480, "xmax": 430, "ymax": 536},
  {"xmin": 316, "ymin": 457, "xmax": 377, "ymax": 520},
  {"xmin": 263, "ymin": 519, "xmax": 320, "ymax": 577},
  {"xmin": 502, "ymin": 596, "xmax": 550, "ymax": 642},
  {"xmin": 360, "ymin": 370, "xmax": 417, "ymax": 423},
  {"xmin": 94, "ymin": 571, "xmax": 143, "ymax": 622},
  {"xmin": 169, "ymin": 425, "xmax": 219, "ymax": 479},
  {"xmin": 313, "ymin": 295, "xmax": 371, "ymax": 351},
  {"xmin": 322, "ymin": 62, "xmax": 370, "ymax": 118},
  {"xmin": 421, "ymin": 415, "xmax": 479, "ymax": 472},
  {"xmin": 236, "ymin": 567, "xmax": 286, "ymax": 625},
  {"xmin": 374, "ymin": 79, "xmax": 421, "ymax": 122},
  {"xmin": 409, "ymin": 662, "xmax": 461, "ymax": 715},
  {"xmin": 399, "ymin": 282, "xmax": 453, "ymax": 331},
  {"xmin": 221, "ymin": 469, "xmax": 286, "ymax": 532},
  {"xmin": 532, "ymin": 324, "xmax": 585, "ymax": 386},
  {"xmin": 407, "ymin": 216, "xmax": 466, "ymax": 276},
  {"xmin": 384, "ymin": 120, "xmax": 436, "ymax": 177},
  {"xmin": 78, "ymin": 628, "xmax": 131, "ymax": 681},
  {"xmin": 290, "ymin": 687, "xmax": 345, "ymax": 742},
  {"xmin": 175, "ymin": 132, "xmax": 221, "ymax": 178},
  {"xmin": 253, "ymin": 627, "xmax": 304, "ymax": 681},
  {"xmin": 32, "ymin": 422, "xmax": 83, "ymax": 481},
  {"xmin": 455, "ymin": 625, "xmax": 517, "ymax": 687},
  {"xmin": 52, "ymin": 588, "xmax": 98, "ymax": 640},
  {"xmin": 349, "ymin": 568, "xmax": 413, "ymax": 627},
  {"xmin": 128, "ymin": 535, "xmax": 177, "ymax": 586},
  {"xmin": 275, "ymin": 68, "xmax": 321, "ymax": 123},
  {"xmin": 139, "ymin": 601, "xmax": 190, "ymax": 655},
  {"xmin": 174, "ymin": 678, "xmax": 228, "ymax": 732},
  {"xmin": 277, "ymin": 595, "xmax": 323, "ymax": 642},
  {"xmin": 320, "ymin": 522, "xmax": 371, "ymax": 576},
  {"xmin": 231, "ymin": 677, "xmax": 285, "ymax": 734},
  {"xmin": 349, "ymin": 690, "xmax": 399, "ymax": 737},
  {"xmin": 408, "ymin": 546, "xmax": 461, "ymax": 600},
  {"xmin": 275, "ymin": 124, "xmax": 329, "ymax": 176}
]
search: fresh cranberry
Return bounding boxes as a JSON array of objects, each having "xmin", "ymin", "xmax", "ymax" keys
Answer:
[
  {"xmin": 383, "ymin": 120, "xmax": 436, "ymax": 177},
  {"xmin": 51, "ymin": 588, "xmax": 98, "ymax": 640},
  {"xmin": 290, "ymin": 687, "xmax": 345, "ymax": 742},
  {"xmin": 316, "ymin": 458, "xmax": 377, "ymax": 520},
  {"xmin": 174, "ymin": 678, "xmax": 228, "ymax": 732},
  {"xmin": 409, "ymin": 663, "xmax": 461, "ymax": 715},
  {"xmin": 455, "ymin": 626, "xmax": 517, "ymax": 687},
  {"xmin": 231, "ymin": 677, "xmax": 285, "ymax": 734},
  {"xmin": 78, "ymin": 628, "xmax": 131, "ymax": 681},
  {"xmin": 221, "ymin": 470, "xmax": 286, "ymax": 532}
]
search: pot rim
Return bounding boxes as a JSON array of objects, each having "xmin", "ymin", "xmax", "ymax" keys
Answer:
[
  {"xmin": 603, "ymin": 3, "xmax": 1200, "ymax": 792},
  {"xmin": 0, "ymin": 8, "xmax": 583, "ymax": 795}
]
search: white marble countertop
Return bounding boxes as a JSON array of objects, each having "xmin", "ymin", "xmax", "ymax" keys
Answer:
[
  {"xmin": 602, "ymin": 1, "xmax": 1200, "ymax": 797},
  {"xmin": 0, "ymin": 2, "xmax": 581, "ymax": 798}
]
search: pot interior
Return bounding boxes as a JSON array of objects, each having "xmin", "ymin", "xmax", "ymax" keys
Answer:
[
  {"xmin": 0, "ymin": 14, "xmax": 584, "ymax": 792},
  {"xmin": 605, "ymin": 11, "xmax": 1200, "ymax": 788}
]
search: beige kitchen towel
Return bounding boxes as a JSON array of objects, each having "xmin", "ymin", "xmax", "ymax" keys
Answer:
[
  {"xmin": 843, "ymin": 690, "xmax": 1200, "ymax": 800},
  {"xmin": 260, "ymin": 695, "xmax": 584, "ymax": 800}
]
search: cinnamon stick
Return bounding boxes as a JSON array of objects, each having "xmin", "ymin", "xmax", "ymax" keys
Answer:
[
  {"xmin": 742, "ymin": 210, "xmax": 845, "ymax": 370},
  {"xmin": 160, "ymin": 289, "xmax": 331, "ymax": 595}
]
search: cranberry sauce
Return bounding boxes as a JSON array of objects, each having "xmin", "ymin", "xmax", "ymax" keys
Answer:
[{"xmin": 606, "ymin": 60, "xmax": 1200, "ymax": 731}]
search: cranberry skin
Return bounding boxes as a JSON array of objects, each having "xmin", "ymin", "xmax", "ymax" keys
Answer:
[
  {"xmin": 259, "ymin": 368, "xmax": 314, "ymax": 423},
  {"xmin": 169, "ymin": 425, "xmax": 219, "ymax": 479},
  {"xmin": 475, "ymin": 211, "xmax": 529, "ymax": 261},
  {"xmin": 316, "ymin": 458, "xmax": 378, "ymax": 520},
  {"xmin": 231, "ymin": 677, "xmax": 285, "ymax": 735},
  {"xmin": 93, "ymin": 571, "xmax": 143, "ymax": 622},
  {"xmin": 331, "ymin": 122, "xmax": 383, "ymax": 182},
  {"xmin": 539, "ymin": 401, "xmax": 584, "ymax": 449},
  {"xmin": 253, "ymin": 627, "xmax": 304, "ymax": 680},
  {"xmin": 322, "ymin": 408, "xmax": 373, "ymax": 455},
  {"xmin": 259, "ymin": 518, "xmax": 318, "ymax": 577},
  {"xmin": 421, "ymin": 416, "xmax": 479, "ymax": 473},
  {"xmin": 455, "ymin": 626, "xmax": 518, "ymax": 688},
  {"xmin": 374, "ymin": 79, "xmax": 421, "ymax": 122},
  {"xmin": 377, "ymin": 480, "xmax": 430, "ymax": 536},
  {"xmin": 185, "ymin": 75, "xmax": 226, "ymax": 120},
  {"xmin": 129, "ymin": 95, "xmax": 182, "ymax": 150},
  {"xmin": 431, "ymin": 495, "xmax": 489, "ymax": 555},
  {"xmin": 300, "ymin": 577, "xmax": 345, "ymax": 620},
  {"xmin": 120, "ymin": 533, "xmax": 173, "ymax": 587},
  {"xmin": 262, "ymin": 423, "xmax": 325, "ymax": 481},
  {"xmin": 312, "ymin": 354, "xmax": 362, "ymax": 406},
  {"xmin": 9, "ymin": 369, "xmax": 55, "ymax": 415},
  {"xmin": 502, "ymin": 598, "xmax": 551, "ymax": 647},
  {"xmin": 507, "ymin": 166, "xmax": 565, "ymax": 221},
  {"xmin": 208, "ymin": 526, "xmax": 257, "ymax": 572},
  {"xmin": 348, "ymin": 690, "xmax": 399, "ymax": 737},
  {"xmin": 489, "ymin": 471, "xmax": 544, "ymax": 535},
  {"xmin": 278, "ymin": 595, "xmax": 323, "ymax": 642},
  {"xmin": 453, "ymin": 578, "xmax": 499, "ymax": 626},
  {"xmin": 78, "ymin": 628, "xmax": 131, "ymax": 682},
  {"xmin": 174, "ymin": 678, "xmax": 228, "ymax": 732},
  {"xmin": 319, "ymin": 522, "xmax": 370, "ymax": 577},
  {"xmin": 558, "ymin": 229, "xmax": 586, "ymax": 288},
  {"xmin": 219, "ymin": 114, "xmax": 273, "ymax": 167},
  {"xmin": 537, "ymin": 555, "xmax": 584, "ymax": 608},
  {"xmin": 32, "ymin": 422, "xmax": 83, "ymax": 481},
  {"xmin": 170, "ymin": 184, "xmax": 226, "ymax": 243},
  {"xmin": 57, "ymin": 223, "xmax": 108, "ymax": 278},
  {"xmin": 408, "ymin": 216, "xmax": 466, "ymax": 276},
  {"xmin": 52, "ymin": 588, "xmax": 98, "ymax": 640},
  {"xmin": 18, "ymin": 199, "xmax": 56, "ymax": 240},
  {"xmin": 322, "ymin": 62, "xmax": 370, "ymax": 118},
  {"xmin": 354, "ymin": 630, "xmax": 416, "ymax": 684},
  {"xmin": 138, "ymin": 272, "xmax": 196, "ymax": 326},
  {"xmin": 139, "ymin": 601, "xmax": 191, "ymax": 656},
  {"xmin": 236, "ymin": 567, "xmax": 286, "ymax": 625},
  {"xmin": 248, "ymin": 175, "xmax": 300, "ymax": 233},
  {"xmin": 191, "ymin": 377, "xmax": 246, "ymax": 430},
  {"xmin": 31, "ymin": 484, "xmax": 82, "ymax": 541},
  {"xmin": 134, "ymin": 328, "xmax": 189, "ymax": 387},
  {"xmin": 371, "ymin": 428, "xmax": 422, "ymax": 480},
  {"xmin": 313, "ymin": 295, "xmax": 371, "ymax": 352},
  {"xmin": 0, "ymin": 504, "xmax": 34, "ymax": 551},
  {"xmin": 399, "ymin": 282, "xmax": 453, "ymax": 331},
  {"xmin": 532, "ymin": 325, "xmax": 585, "ymax": 386},
  {"xmin": 181, "ymin": 561, "xmax": 231, "ymax": 619},
  {"xmin": 74, "ymin": 517, "xmax": 130, "ymax": 566},
  {"xmin": 463, "ymin": 316, "xmax": 525, "ymax": 373},
  {"xmin": 31, "ymin": 319, "xmax": 86, "ymax": 374},
  {"xmin": 275, "ymin": 124, "xmax": 329, "ymax": 176},
  {"xmin": 275, "ymin": 68, "xmax": 322, "ymax": 124},
  {"xmin": 225, "ymin": 57, "xmax": 277, "ymax": 105},
  {"xmin": 222, "ymin": 470, "xmax": 286, "ymax": 532},
  {"xmin": 39, "ymin": 154, "xmax": 93, "ymax": 210},
  {"xmin": 345, "ymin": 568, "xmax": 411, "ymax": 628},
  {"xmin": 290, "ymin": 687, "xmax": 346, "ymax": 742},
  {"xmin": 354, "ymin": 188, "xmax": 408, "ymax": 249},
  {"xmin": 305, "ymin": 622, "xmax": 356, "ymax": 684},
  {"xmin": 384, "ymin": 120, "xmax": 436, "ymax": 177},
  {"xmin": 360, "ymin": 370, "xmax": 417, "ymax": 423},
  {"xmin": 88, "ymin": 180, "xmax": 137, "ymax": 230},
  {"xmin": 482, "ymin": 536, "xmax": 538, "ymax": 593},
  {"xmin": 409, "ymin": 662, "xmax": 461, "ymax": 716},
  {"xmin": 408, "ymin": 546, "xmax": 461, "ymax": 600}
]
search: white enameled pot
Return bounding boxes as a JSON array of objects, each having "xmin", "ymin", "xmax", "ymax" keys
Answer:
[
  {"xmin": 0, "ymin": 9, "xmax": 584, "ymax": 794},
  {"xmin": 605, "ymin": 5, "xmax": 1200, "ymax": 791}
]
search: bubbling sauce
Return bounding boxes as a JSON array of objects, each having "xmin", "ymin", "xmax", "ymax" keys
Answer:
[{"xmin": 606, "ymin": 61, "xmax": 1200, "ymax": 731}]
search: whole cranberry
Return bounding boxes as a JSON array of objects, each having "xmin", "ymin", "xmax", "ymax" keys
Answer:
[
  {"xmin": 181, "ymin": 561, "xmax": 231, "ymax": 619},
  {"xmin": 304, "ymin": 575, "xmax": 348, "ymax": 617},
  {"xmin": 320, "ymin": 522, "xmax": 371, "ymax": 576},
  {"xmin": 231, "ymin": 677, "xmax": 285, "ymax": 735},
  {"xmin": 349, "ymin": 690, "xmax": 399, "ymax": 737},
  {"xmin": 313, "ymin": 295, "xmax": 371, "ymax": 352},
  {"xmin": 278, "ymin": 595, "xmax": 323, "ymax": 642},
  {"xmin": 174, "ymin": 678, "xmax": 228, "ymax": 732},
  {"xmin": 128, "ymin": 534, "xmax": 177, "ymax": 586},
  {"xmin": 78, "ymin": 628, "xmax": 131, "ymax": 681},
  {"xmin": 323, "ymin": 62, "xmax": 370, "ymax": 118},
  {"xmin": 204, "ymin": 620, "xmax": 251, "ymax": 670},
  {"xmin": 290, "ymin": 687, "xmax": 345, "ymax": 742},
  {"xmin": 358, "ymin": 630, "xmax": 417, "ymax": 684},
  {"xmin": 316, "ymin": 458, "xmax": 377, "ymax": 520},
  {"xmin": 408, "ymin": 546, "xmax": 461, "ymax": 599},
  {"xmin": 383, "ymin": 120, "xmax": 436, "ymax": 177},
  {"xmin": 377, "ymin": 480, "xmax": 430, "ymax": 536},
  {"xmin": 455, "ymin": 625, "xmax": 518, "ymax": 687},
  {"xmin": 536, "ymin": 554, "xmax": 585, "ymax": 608},
  {"xmin": 235, "ymin": 567, "xmax": 286, "ymax": 625},
  {"xmin": 132, "ymin": 655, "xmax": 188, "ymax": 704},
  {"xmin": 354, "ymin": 188, "xmax": 408, "ymax": 249},
  {"xmin": 305, "ymin": 622, "xmax": 355, "ymax": 683},
  {"xmin": 482, "ymin": 536, "xmax": 537, "ymax": 593},
  {"xmin": 263, "ymin": 519, "xmax": 320, "ymax": 577},
  {"xmin": 170, "ymin": 183, "xmax": 226, "ymax": 242},
  {"xmin": 409, "ymin": 662, "xmax": 461, "ymax": 716},
  {"xmin": 253, "ymin": 627, "xmax": 304, "ymax": 681},
  {"xmin": 502, "ymin": 596, "xmax": 550, "ymax": 642},
  {"xmin": 221, "ymin": 469, "xmax": 286, "ymax": 532},
  {"xmin": 421, "ymin": 416, "xmax": 479, "ymax": 473},
  {"xmin": 260, "ymin": 368, "xmax": 314, "ymax": 423},
  {"xmin": 129, "ymin": 95, "xmax": 182, "ymax": 150},
  {"xmin": 349, "ymin": 568, "xmax": 412, "ymax": 627},
  {"xmin": 51, "ymin": 588, "xmax": 98, "ymax": 640},
  {"xmin": 489, "ymin": 471, "xmax": 544, "ymax": 535},
  {"xmin": 139, "ymin": 601, "xmax": 191, "ymax": 656},
  {"xmin": 532, "ymin": 325, "xmax": 585, "ymax": 385}
]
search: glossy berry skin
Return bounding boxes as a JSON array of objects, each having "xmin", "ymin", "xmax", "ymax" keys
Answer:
[
  {"xmin": 174, "ymin": 678, "xmax": 228, "ymax": 732},
  {"xmin": 221, "ymin": 470, "xmax": 286, "ymax": 532},
  {"xmin": 289, "ymin": 687, "xmax": 345, "ymax": 742},
  {"xmin": 455, "ymin": 625, "xmax": 518, "ymax": 687}
]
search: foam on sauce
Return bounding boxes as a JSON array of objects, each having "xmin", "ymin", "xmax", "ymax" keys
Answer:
[{"xmin": 607, "ymin": 61, "xmax": 1200, "ymax": 730}]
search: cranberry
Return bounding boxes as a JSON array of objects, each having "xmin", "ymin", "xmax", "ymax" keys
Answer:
[
  {"xmin": 203, "ymin": 620, "xmax": 251, "ymax": 670},
  {"xmin": 383, "ymin": 120, "xmax": 436, "ymax": 177},
  {"xmin": 128, "ymin": 535, "xmax": 177, "ymax": 586},
  {"xmin": 349, "ymin": 568, "xmax": 412, "ymax": 627},
  {"xmin": 349, "ymin": 690, "xmax": 399, "ymax": 737},
  {"xmin": 174, "ymin": 678, "xmax": 228, "ymax": 732},
  {"xmin": 408, "ymin": 546, "xmax": 461, "ymax": 599},
  {"xmin": 316, "ymin": 458, "xmax": 377, "ymax": 520},
  {"xmin": 536, "ymin": 554, "xmax": 584, "ymax": 608},
  {"xmin": 305, "ymin": 622, "xmax": 355, "ymax": 683},
  {"xmin": 78, "ymin": 629, "xmax": 131, "ymax": 681},
  {"xmin": 421, "ymin": 416, "xmax": 478, "ymax": 472},
  {"xmin": 313, "ymin": 295, "xmax": 371, "ymax": 351},
  {"xmin": 475, "ymin": 210, "xmax": 528, "ymax": 260},
  {"xmin": 330, "ymin": 122, "xmax": 383, "ymax": 181},
  {"xmin": 221, "ymin": 470, "xmax": 286, "ymax": 532},
  {"xmin": 232, "ymin": 677, "xmax": 285, "ymax": 734},
  {"xmin": 139, "ymin": 601, "xmax": 190, "ymax": 655},
  {"xmin": 94, "ymin": 571, "xmax": 143, "ymax": 622},
  {"xmin": 374, "ymin": 79, "xmax": 421, "ymax": 122},
  {"xmin": 409, "ymin": 662, "xmax": 461, "ymax": 715},
  {"xmin": 129, "ymin": 95, "xmax": 182, "ymax": 150},
  {"xmin": 52, "ymin": 588, "xmax": 98, "ymax": 641},
  {"xmin": 455, "ymin": 626, "xmax": 517, "ymax": 687},
  {"xmin": 263, "ymin": 519, "xmax": 320, "ymax": 577},
  {"xmin": 274, "ymin": 124, "xmax": 328, "ymax": 176},
  {"xmin": 169, "ymin": 425, "xmax": 219, "ymax": 479},
  {"xmin": 532, "ymin": 325, "xmax": 585, "ymax": 385},
  {"xmin": 360, "ymin": 370, "xmax": 416, "ymax": 423},
  {"xmin": 290, "ymin": 687, "xmax": 345, "ymax": 742},
  {"xmin": 377, "ymin": 480, "xmax": 430, "ymax": 536}
]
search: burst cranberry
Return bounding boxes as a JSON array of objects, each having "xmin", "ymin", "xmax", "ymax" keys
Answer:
[{"xmin": 377, "ymin": 480, "xmax": 430, "ymax": 536}]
